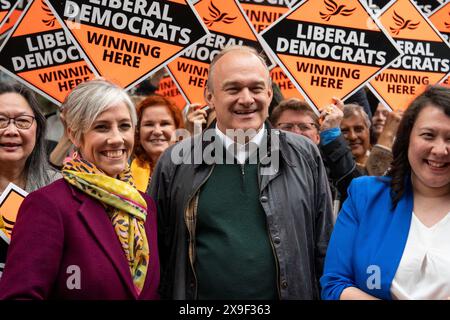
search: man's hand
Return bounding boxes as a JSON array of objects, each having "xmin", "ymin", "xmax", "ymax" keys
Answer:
[
  {"xmin": 376, "ymin": 111, "xmax": 403, "ymax": 149},
  {"xmin": 185, "ymin": 103, "xmax": 208, "ymax": 135},
  {"xmin": 320, "ymin": 97, "xmax": 344, "ymax": 131}
]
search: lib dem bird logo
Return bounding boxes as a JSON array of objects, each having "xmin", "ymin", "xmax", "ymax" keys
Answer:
[
  {"xmin": 446, "ymin": 12, "xmax": 450, "ymax": 29},
  {"xmin": 203, "ymin": 1, "xmax": 237, "ymax": 27},
  {"xmin": 42, "ymin": 0, "xmax": 56, "ymax": 28},
  {"xmin": 390, "ymin": 11, "xmax": 420, "ymax": 36},
  {"xmin": 319, "ymin": 0, "xmax": 356, "ymax": 22}
]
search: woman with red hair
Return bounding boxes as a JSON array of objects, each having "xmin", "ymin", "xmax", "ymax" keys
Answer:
[{"xmin": 132, "ymin": 94, "xmax": 183, "ymax": 192}]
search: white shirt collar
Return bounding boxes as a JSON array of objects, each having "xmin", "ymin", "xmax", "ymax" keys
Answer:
[{"xmin": 215, "ymin": 124, "xmax": 266, "ymax": 164}]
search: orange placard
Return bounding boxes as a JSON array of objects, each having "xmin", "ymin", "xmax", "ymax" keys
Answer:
[
  {"xmin": 261, "ymin": 0, "xmax": 401, "ymax": 114},
  {"xmin": 429, "ymin": 2, "xmax": 450, "ymax": 45},
  {"xmin": 238, "ymin": 0, "xmax": 295, "ymax": 33},
  {"xmin": 443, "ymin": 75, "xmax": 449, "ymax": 87},
  {"xmin": 0, "ymin": 1, "xmax": 30, "ymax": 39},
  {"xmin": 155, "ymin": 72, "xmax": 187, "ymax": 111},
  {"xmin": 270, "ymin": 65, "xmax": 305, "ymax": 100},
  {"xmin": 368, "ymin": 0, "xmax": 450, "ymax": 111},
  {"xmin": 0, "ymin": 0, "xmax": 94, "ymax": 106},
  {"xmin": 167, "ymin": 0, "xmax": 275, "ymax": 107},
  {"xmin": 0, "ymin": 183, "xmax": 28, "ymax": 239},
  {"xmin": 367, "ymin": 0, "xmax": 442, "ymax": 16},
  {"xmin": 45, "ymin": 0, "xmax": 208, "ymax": 91}
]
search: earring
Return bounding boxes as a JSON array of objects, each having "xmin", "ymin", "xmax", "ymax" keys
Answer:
[{"xmin": 72, "ymin": 149, "xmax": 79, "ymax": 159}]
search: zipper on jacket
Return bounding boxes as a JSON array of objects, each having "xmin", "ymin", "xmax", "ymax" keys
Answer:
[
  {"xmin": 184, "ymin": 164, "xmax": 216, "ymax": 299},
  {"xmin": 266, "ymin": 220, "xmax": 281, "ymax": 299},
  {"xmin": 258, "ymin": 161, "xmax": 282, "ymax": 299}
]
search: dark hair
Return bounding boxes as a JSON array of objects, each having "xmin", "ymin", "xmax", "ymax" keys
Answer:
[
  {"xmin": 134, "ymin": 94, "xmax": 184, "ymax": 165},
  {"xmin": 0, "ymin": 81, "xmax": 51, "ymax": 186},
  {"xmin": 387, "ymin": 85, "xmax": 450, "ymax": 208},
  {"xmin": 269, "ymin": 98, "xmax": 319, "ymax": 129},
  {"xmin": 268, "ymin": 82, "xmax": 284, "ymax": 116}
]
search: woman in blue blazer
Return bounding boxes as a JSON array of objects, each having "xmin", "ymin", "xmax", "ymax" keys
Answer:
[{"xmin": 321, "ymin": 85, "xmax": 450, "ymax": 300}]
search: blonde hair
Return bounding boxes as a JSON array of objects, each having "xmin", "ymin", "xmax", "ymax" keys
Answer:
[{"xmin": 62, "ymin": 78, "xmax": 137, "ymax": 142}]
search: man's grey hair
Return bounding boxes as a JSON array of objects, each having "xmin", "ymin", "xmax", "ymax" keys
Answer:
[
  {"xmin": 206, "ymin": 45, "xmax": 271, "ymax": 93},
  {"xmin": 343, "ymin": 103, "xmax": 371, "ymax": 129},
  {"xmin": 62, "ymin": 78, "xmax": 137, "ymax": 143}
]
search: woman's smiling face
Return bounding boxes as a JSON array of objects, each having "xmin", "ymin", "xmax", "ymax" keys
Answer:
[{"xmin": 76, "ymin": 102, "xmax": 134, "ymax": 177}]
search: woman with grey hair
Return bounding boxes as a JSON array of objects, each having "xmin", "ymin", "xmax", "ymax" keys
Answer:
[
  {"xmin": 0, "ymin": 78, "xmax": 160, "ymax": 299},
  {"xmin": 0, "ymin": 81, "xmax": 60, "ymax": 195}
]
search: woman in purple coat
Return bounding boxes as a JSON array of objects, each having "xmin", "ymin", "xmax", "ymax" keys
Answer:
[{"xmin": 0, "ymin": 79, "xmax": 160, "ymax": 299}]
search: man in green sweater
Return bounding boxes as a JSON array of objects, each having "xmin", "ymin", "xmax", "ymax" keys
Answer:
[{"xmin": 151, "ymin": 45, "xmax": 333, "ymax": 300}]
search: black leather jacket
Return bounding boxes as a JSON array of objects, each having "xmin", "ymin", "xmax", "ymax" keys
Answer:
[
  {"xmin": 150, "ymin": 124, "xmax": 334, "ymax": 300},
  {"xmin": 321, "ymin": 134, "xmax": 364, "ymax": 207}
]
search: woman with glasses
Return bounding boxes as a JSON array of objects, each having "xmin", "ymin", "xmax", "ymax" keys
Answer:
[
  {"xmin": 0, "ymin": 79, "xmax": 160, "ymax": 299},
  {"xmin": 0, "ymin": 81, "xmax": 60, "ymax": 195},
  {"xmin": 0, "ymin": 81, "xmax": 60, "ymax": 279}
]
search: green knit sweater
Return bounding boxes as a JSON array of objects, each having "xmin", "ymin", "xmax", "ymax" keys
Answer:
[{"xmin": 196, "ymin": 163, "xmax": 278, "ymax": 299}]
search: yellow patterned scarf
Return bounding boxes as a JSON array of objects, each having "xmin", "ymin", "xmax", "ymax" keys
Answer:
[{"xmin": 62, "ymin": 158, "xmax": 149, "ymax": 294}]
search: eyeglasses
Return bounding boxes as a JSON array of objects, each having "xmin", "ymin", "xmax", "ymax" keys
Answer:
[
  {"xmin": 0, "ymin": 115, "xmax": 35, "ymax": 130},
  {"xmin": 277, "ymin": 122, "xmax": 318, "ymax": 132}
]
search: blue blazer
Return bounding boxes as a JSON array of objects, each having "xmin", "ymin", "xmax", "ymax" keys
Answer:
[{"xmin": 320, "ymin": 176, "xmax": 413, "ymax": 300}]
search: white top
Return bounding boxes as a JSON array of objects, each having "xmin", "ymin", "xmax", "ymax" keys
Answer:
[
  {"xmin": 391, "ymin": 212, "xmax": 450, "ymax": 300},
  {"xmin": 215, "ymin": 124, "xmax": 266, "ymax": 164}
]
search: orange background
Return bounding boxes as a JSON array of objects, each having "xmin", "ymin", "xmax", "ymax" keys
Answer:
[
  {"xmin": 14, "ymin": 0, "xmax": 58, "ymax": 37},
  {"xmin": 371, "ymin": 0, "xmax": 449, "ymax": 111},
  {"xmin": 195, "ymin": 0, "xmax": 256, "ymax": 40},
  {"xmin": 288, "ymin": 0, "xmax": 380, "ymax": 32},
  {"xmin": 279, "ymin": 55, "xmax": 379, "ymax": 111},
  {"xmin": 428, "ymin": 2, "xmax": 450, "ymax": 35},
  {"xmin": 69, "ymin": 24, "xmax": 183, "ymax": 89},
  {"xmin": 167, "ymin": 56, "xmax": 208, "ymax": 107},
  {"xmin": 270, "ymin": 66, "xmax": 305, "ymax": 100},
  {"xmin": 370, "ymin": 69, "xmax": 446, "ymax": 111},
  {"xmin": 18, "ymin": 60, "xmax": 94, "ymax": 103},
  {"xmin": 1, "ymin": 0, "xmax": 93, "ymax": 105},
  {"xmin": 0, "ymin": 10, "xmax": 23, "ymax": 35},
  {"xmin": 381, "ymin": 0, "xmax": 442, "ymax": 41},
  {"xmin": 156, "ymin": 75, "xmax": 188, "ymax": 111},
  {"xmin": 240, "ymin": 3, "xmax": 289, "ymax": 33},
  {"xmin": 168, "ymin": 0, "xmax": 266, "ymax": 107},
  {"xmin": 441, "ymin": 75, "xmax": 449, "ymax": 87},
  {"xmin": 0, "ymin": 190, "xmax": 25, "ymax": 238}
]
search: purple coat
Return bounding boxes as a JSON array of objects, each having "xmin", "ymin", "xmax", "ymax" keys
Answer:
[{"xmin": 0, "ymin": 179, "xmax": 160, "ymax": 300}]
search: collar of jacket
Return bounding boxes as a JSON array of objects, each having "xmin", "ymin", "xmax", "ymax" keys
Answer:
[
  {"xmin": 65, "ymin": 181, "xmax": 140, "ymax": 299},
  {"xmin": 192, "ymin": 120, "xmax": 296, "ymax": 170}
]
